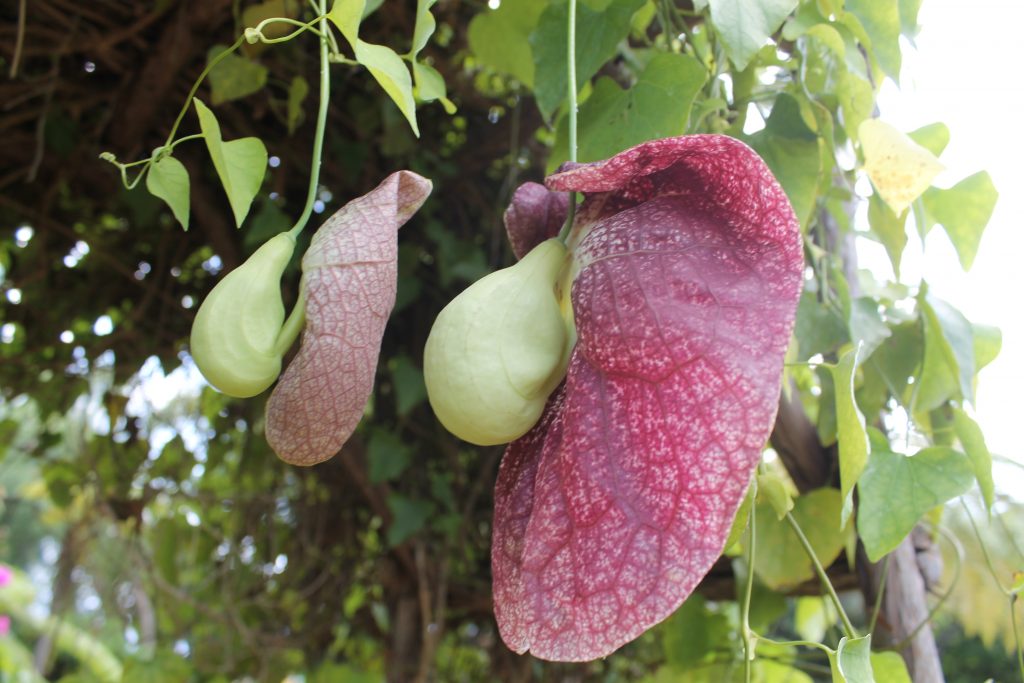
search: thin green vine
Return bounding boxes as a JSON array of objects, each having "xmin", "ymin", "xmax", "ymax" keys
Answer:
[
  {"xmin": 288, "ymin": 0, "xmax": 332, "ymax": 239},
  {"xmin": 741, "ymin": 476, "xmax": 758, "ymax": 683},
  {"xmin": 868, "ymin": 554, "xmax": 890, "ymax": 636},
  {"xmin": 557, "ymin": 0, "xmax": 578, "ymax": 245},
  {"xmin": 784, "ymin": 509, "xmax": 858, "ymax": 639},
  {"xmin": 166, "ymin": 36, "xmax": 246, "ymax": 146}
]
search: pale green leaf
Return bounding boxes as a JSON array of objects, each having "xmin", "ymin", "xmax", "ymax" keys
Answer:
[
  {"xmin": 753, "ymin": 487, "xmax": 845, "ymax": 589},
  {"xmin": 408, "ymin": 0, "xmax": 437, "ymax": 58},
  {"xmin": 562, "ymin": 52, "xmax": 705, "ymax": 164},
  {"xmin": 362, "ymin": 0, "xmax": 384, "ymax": 18},
  {"xmin": 972, "ymin": 323, "xmax": 1001, "ymax": 372},
  {"xmin": 806, "ymin": 22, "xmax": 845, "ymax": 56},
  {"xmin": 794, "ymin": 597, "xmax": 833, "ymax": 642},
  {"xmin": 327, "ymin": 0, "xmax": 364, "ymax": 47},
  {"xmin": 838, "ymin": 71, "xmax": 874, "ymax": 140},
  {"xmin": 829, "ymin": 635, "xmax": 874, "ymax": 682},
  {"xmin": 858, "ymin": 445, "xmax": 973, "ymax": 561},
  {"xmin": 660, "ymin": 594, "xmax": 730, "ymax": 670},
  {"xmin": 758, "ymin": 469, "xmax": 794, "ymax": 520},
  {"xmin": 907, "ymin": 122, "xmax": 950, "ymax": 157},
  {"xmin": 830, "ymin": 345, "xmax": 868, "ymax": 526},
  {"xmin": 530, "ymin": 0, "xmax": 647, "ymax": 120},
  {"xmin": 870, "ymin": 652, "xmax": 911, "ymax": 683},
  {"xmin": 708, "ymin": 0, "xmax": 800, "ymax": 71},
  {"xmin": 286, "ymin": 76, "xmax": 309, "ymax": 135},
  {"xmin": 844, "ymin": 0, "xmax": 901, "ymax": 80},
  {"xmin": 898, "ymin": 0, "xmax": 923, "ymax": 39},
  {"xmin": 915, "ymin": 292, "xmax": 975, "ymax": 412},
  {"xmin": 761, "ymin": 659, "xmax": 814, "ymax": 683},
  {"xmin": 951, "ymin": 407, "xmax": 994, "ymax": 510},
  {"xmin": 207, "ymin": 45, "xmax": 268, "ymax": 105},
  {"xmin": 327, "ymin": 0, "xmax": 420, "ymax": 135},
  {"xmin": 467, "ymin": 0, "xmax": 546, "ymax": 87},
  {"xmin": 145, "ymin": 155, "xmax": 190, "ymax": 231},
  {"xmin": 922, "ymin": 171, "xmax": 998, "ymax": 270},
  {"xmin": 354, "ymin": 40, "xmax": 419, "ymax": 136},
  {"xmin": 748, "ymin": 94, "xmax": 822, "ymax": 228},
  {"xmin": 795, "ymin": 290, "xmax": 848, "ymax": 360},
  {"xmin": 866, "ymin": 192, "xmax": 907, "ymax": 278},
  {"xmin": 194, "ymin": 98, "xmax": 267, "ymax": 227},
  {"xmin": 860, "ymin": 118, "xmax": 943, "ymax": 215},
  {"xmin": 848, "ymin": 297, "xmax": 891, "ymax": 359},
  {"xmin": 781, "ymin": 0, "xmax": 827, "ymax": 41},
  {"xmin": 413, "ymin": 62, "xmax": 456, "ymax": 113}
]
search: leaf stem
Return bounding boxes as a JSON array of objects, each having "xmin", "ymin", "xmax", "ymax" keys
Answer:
[
  {"xmin": 167, "ymin": 133, "xmax": 206, "ymax": 150},
  {"xmin": 756, "ymin": 634, "xmax": 836, "ymax": 656},
  {"xmin": 288, "ymin": 0, "xmax": 331, "ymax": 239},
  {"xmin": 783, "ymin": 510, "xmax": 857, "ymax": 639}
]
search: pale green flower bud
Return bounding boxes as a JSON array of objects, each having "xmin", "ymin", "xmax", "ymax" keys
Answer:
[
  {"xmin": 190, "ymin": 232, "xmax": 297, "ymax": 398},
  {"xmin": 424, "ymin": 238, "xmax": 573, "ymax": 445}
]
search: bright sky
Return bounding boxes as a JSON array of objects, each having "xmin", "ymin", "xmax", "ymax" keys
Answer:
[{"xmin": 864, "ymin": 0, "xmax": 1024, "ymax": 477}]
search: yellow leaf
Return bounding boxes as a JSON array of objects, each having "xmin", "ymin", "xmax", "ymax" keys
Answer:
[{"xmin": 859, "ymin": 118, "xmax": 943, "ymax": 214}]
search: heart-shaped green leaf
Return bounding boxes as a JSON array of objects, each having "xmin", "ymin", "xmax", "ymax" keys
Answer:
[
  {"xmin": 858, "ymin": 445, "xmax": 974, "ymax": 561},
  {"xmin": 194, "ymin": 98, "xmax": 267, "ymax": 227},
  {"xmin": 922, "ymin": 171, "xmax": 998, "ymax": 270},
  {"xmin": 146, "ymin": 155, "xmax": 190, "ymax": 230}
]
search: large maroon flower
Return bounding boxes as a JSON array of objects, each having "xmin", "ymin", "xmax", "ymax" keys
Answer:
[{"xmin": 492, "ymin": 135, "xmax": 803, "ymax": 661}]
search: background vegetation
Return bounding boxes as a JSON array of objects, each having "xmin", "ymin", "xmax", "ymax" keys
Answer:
[{"xmin": 0, "ymin": 0, "xmax": 1020, "ymax": 681}]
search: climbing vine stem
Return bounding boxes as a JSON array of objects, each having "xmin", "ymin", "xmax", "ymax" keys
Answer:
[
  {"xmin": 165, "ymin": 36, "xmax": 246, "ymax": 145},
  {"xmin": 784, "ymin": 510, "xmax": 857, "ymax": 639},
  {"xmin": 741, "ymin": 477, "xmax": 758, "ymax": 683},
  {"xmin": 289, "ymin": 0, "xmax": 332, "ymax": 238},
  {"xmin": 557, "ymin": 0, "xmax": 578, "ymax": 244}
]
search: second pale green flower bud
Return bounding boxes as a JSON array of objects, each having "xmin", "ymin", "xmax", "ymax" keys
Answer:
[{"xmin": 424, "ymin": 238, "xmax": 573, "ymax": 445}]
